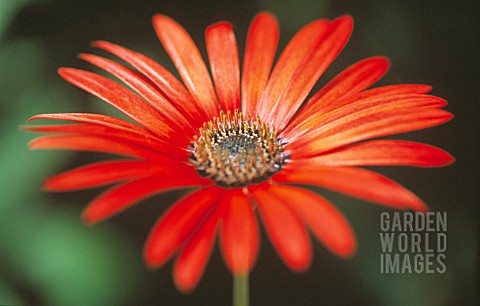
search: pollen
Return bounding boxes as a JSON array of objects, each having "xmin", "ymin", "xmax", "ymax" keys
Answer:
[{"xmin": 189, "ymin": 110, "xmax": 289, "ymax": 187}]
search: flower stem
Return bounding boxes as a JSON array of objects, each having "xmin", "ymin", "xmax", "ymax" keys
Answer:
[{"xmin": 233, "ymin": 273, "xmax": 249, "ymax": 306}]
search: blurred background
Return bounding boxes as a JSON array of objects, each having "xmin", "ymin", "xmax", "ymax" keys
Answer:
[{"xmin": 0, "ymin": 0, "xmax": 478, "ymax": 305}]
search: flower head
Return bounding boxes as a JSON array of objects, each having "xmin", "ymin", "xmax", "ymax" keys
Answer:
[{"xmin": 25, "ymin": 12, "xmax": 454, "ymax": 292}]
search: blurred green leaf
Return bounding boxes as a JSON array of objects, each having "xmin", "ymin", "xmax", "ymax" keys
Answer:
[
  {"xmin": 0, "ymin": 40, "xmax": 49, "ymax": 109},
  {"xmin": 28, "ymin": 210, "xmax": 141, "ymax": 306},
  {"xmin": 0, "ymin": 207, "xmax": 142, "ymax": 306},
  {"xmin": 0, "ymin": 42, "xmax": 71, "ymax": 208}
]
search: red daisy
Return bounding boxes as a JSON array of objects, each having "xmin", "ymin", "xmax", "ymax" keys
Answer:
[{"xmin": 25, "ymin": 12, "xmax": 454, "ymax": 292}]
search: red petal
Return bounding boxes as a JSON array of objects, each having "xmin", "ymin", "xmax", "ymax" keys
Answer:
[
  {"xmin": 268, "ymin": 185, "xmax": 356, "ymax": 258},
  {"xmin": 43, "ymin": 159, "xmax": 190, "ymax": 191},
  {"xmin": 82, "ymin": 176, "xmax": 210, "ymax": 224},
  {"xmin": 91, "ymin": 41, "xmax": 203, "ymax": 125},
  {"xmin": 153, "ymin": 14, "xmax": 219, "ymax": 118},
  {"xmin": 206, "ymin": 22, "xmax": 240, "ymax": 113},
  {"xmin": 273, "ymin": 166, "xmax": 427, "ymax": 211},
  {"xmin": 25, "ymin": 123, "xmax": 185, "ymax": 159},
  {"xmin": 173, "ymin": 196, "xmax": 225, "ymax": 293},
  {"xmin": 144, "ymin": 186, "xmax": 223, "ymax": 269},
  {"xmin": 305, "ymin": 57, "xmax": 391, "ymax": 111},
  {"xmin": 58, "ymin": 68, "xmax": 180, "ymax": 143},
  {"xmin": 25, "ymin": 113, "xmax": 186, "ymax": 158},
  {"xmin": 316, "ymin": 84, "xmax": 437, "ymax": 120},
  {"xmin": 28, "ymin": 113, "xmax": 153, "ymax": 135},
  {"xmin": 219, "ymin": 189, "xmax": 259, "ymax": 273},
  {"xmin": 291, "ymin": 108, "xmax": 453, "ymax": 157},
  {"xmin": 289, "ymin": 93, "xmax": 447, "ymax": 142},
  {"xmin": 283, "ymin": 85, "xmax": 436, "ymax": 140},
  {"xmin": 287, "ymin": 92, "xmax": 451, "ymax": 155},
  {"xmin": 284, "ymin": 57, "xmax": 390, "ymax": 133},
  {"xmin": 29, "ymin": 134, "xmax": 169, "ymax": 160},
  {"xmin": 294, "ymin": 140, "xmax": 455, "ymax": 167},
  {"xmin": 324, "ymin": 84, "xmax": 435, "ymax": 112},
  {"xmin": 251, "ymin": 183, "xmax": 312, "ymax": 272},
  {"xmin": 258, "ymin": 16, "xmax": 353, "ymax": 131},
  {"xmin": 366, "ymin": 84, "xmax": 432, "ymax": 94},
  {"xmin": 79, "ymin": 53, "xmax": 195, "ymax": 135},
  {"xmin": 331, "ymin": 83, "xmax": 434, "ymax": 105},
  {"xmin": 24, "ymin": 123, "xmax": 122, "ymax": 135},
  {"xmin": 241, "ymin": 12, "xmax": 279, "ymax": 116}
]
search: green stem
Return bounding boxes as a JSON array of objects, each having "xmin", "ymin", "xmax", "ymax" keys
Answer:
[{"xmin": 233, "ymin": 273, "xmax": 249, "ymax": 306}]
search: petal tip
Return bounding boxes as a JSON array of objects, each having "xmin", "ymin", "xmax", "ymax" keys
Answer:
[
  {"xmin": 373, "ymin": 56, "xmax": 391, "ymax": 68},
  {"xmin": 90, "ymin": 40, "xmax": 106, "ymax": 48},
  {"xmin": 336, "ymin": 240, "xmax": 358, "ymax": 259},
  {"xmin": 289, "ymin": 257, "xmax": 312, "ymax": 274},
  {"xmin": 152, "ymin": 13, "xmax": 174, "ymax": 27},
  {"xmin": 77, "ymin": 53, "xmax": 91, "ymax": 61},
  {"xmin": 408, "ymin": 199, "xmax": 429, "ymax": 212},
  {"xmin": 80, "ymin": 212, "xmax": 97, "ymax": 226},
  {"xmin": 143, "ymin": 253, "xmax": 161, "ymax": 270},
  {"xmin": 27, "ymin": 138, "xmax": 40, "ymax": 150},
  {"xmin": 256, "ymin": 11, "xmax": 276, "ymax": 19},
  {"xmin": 80, "ymin": 204, "xmax": 108, "ymax": 226},
  {"xmin": 25, "ymin": 116, "xmax": 39, "ymax": 123},
  {"xmin": 40, "ymin": 180, "xmax": 54, "ymax": 192},
  {"xmin": 206, "ymin": 21, "xmax": 233, "ymax": 33},
  {"xmin": 444, "ymin": 154, "xmax": 456, "ymax": 166},
  {"xmin": 173, "ymin": 275, "xmax": 196, "ymax": 295},
  {"xmin": 57, "ymin": 67, "xmax": 76, "ymax": 79},
  {"xmin": 252, "ymin": 11, "xmax": 279, "ymax": 29},
  {"xmin": 335, "ymin": 14, "xmax": 354, "ymax": 28},
  {"xmin": 142, "ymin": 242, "xmax": 161, "ymax": 269}
]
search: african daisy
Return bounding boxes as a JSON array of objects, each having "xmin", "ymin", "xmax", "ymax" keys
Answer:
[{"xmin": 25, "ymin": 12, "xmax": 454, "ymax": 296}]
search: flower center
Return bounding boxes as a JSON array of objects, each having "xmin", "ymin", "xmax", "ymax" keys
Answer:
[{"xmin": 189, "ymin": 110, "xmax": 288, "ymax": 188}]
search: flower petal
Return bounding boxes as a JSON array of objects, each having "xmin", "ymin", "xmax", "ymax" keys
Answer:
[
  {"xmin": 206, "ymin": 22, "xmax": 240, "ymax": 112},
  {"xmin": 29, "ymin": 134, "xmax": 169, "ymax": 160},
  {"xmin": 79, "ymin": 53, "xmax": 195, "ymax": 135},
  {"xmin": 43, "ymin": 159, "xmax": 190, "ymax": 191},
  {"xmin": 91, "ymin": 41, "xmax": 203, "ymax": 125},
  {"xmin": 144, "ymin": 186, "xmax": 223, "ymax": 270},
  {"xmin": 219, "ymin": 189, "xmax": 259, "ymax": 274},
  {"xmin": 241, "ymin": 12, "xmax": 279, "ymax": 116},
  {"xmin": 268, "ymin": 185, "xmax": 356, "ymax": 258},
  {"xmin": 26, "ymin": 124, "xmax": 185, "ymax": 159},
  {"xmin": 287, "ymin": 92, "xmax": 451, "ymax": 156},
  {"xmin": 28, "ymin": 113, "xmax": 154, "ymax": 136},
  {"xmin": 291, "ymin": 107, "xmax": 453, "ymax": 157},
  {"xmin": 82, "ymin": 176, "xmax": 210, "ymax": 224},
  {"xmin": 282, "ymin": 85, "xmax": 436, "ymax": 140},
  {"xmin": 258, "ymin": 16, "xmax": 353, "ymax": 131},
  {"xmin": 25, "ymin": 123, "xmax": 183, "ymax": 156},
  {"xmin": 284, "ymin": 57, "xmax": 390, "ymax": 133},
  {"xmin": 273, "ymin": 166, "xmax": 427, "ymax": 211},
  {"xmin": 294, "ymin": 140, "xmax": 454, "ymax": 168},
  {"xmin": 305, "ymin": 57, "xmax": 391, "ymax": 111},
  {"xmin": 173, "ymin": 195, "xmax": 225, "ymax": 293},
  {"xmin": 58, "ymin": 68, "xmax": 179, "ymax": 143},
  {"xmin": 251, "ymin": 183, "xmax": 312, "ymax": 272},
  {"xmin": 290, "ymin": 93, "xmax": 447, "ymax": 142},
  {"xmin": 153, "ymin": 14, "xmax": 219, "ymax": 118}
]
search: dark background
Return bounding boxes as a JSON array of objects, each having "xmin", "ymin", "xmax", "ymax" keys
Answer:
[{"xmin": 0, "ymin": 0, "xmax": 478, "ymax": 305}]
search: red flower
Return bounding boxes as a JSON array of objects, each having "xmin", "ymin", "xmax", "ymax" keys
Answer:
[{"xmin": 25, "ymin": 12, "xmax": 454, "ymax": 292}]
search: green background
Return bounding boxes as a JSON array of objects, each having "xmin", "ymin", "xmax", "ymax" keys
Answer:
[{"xmin": 0, "ymin": 0, "xmax": 477, "ymax": 305}]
